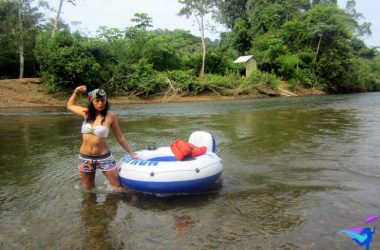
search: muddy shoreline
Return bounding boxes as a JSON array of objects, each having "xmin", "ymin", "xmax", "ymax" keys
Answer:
[{"xmin": 0, "ymin": 78, "xmax": 324, "ymax": 108}]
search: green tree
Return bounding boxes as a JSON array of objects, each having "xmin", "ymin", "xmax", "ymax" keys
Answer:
[
  {"xmin": 0, "ymin": 0, "xmax": 19, "ymax": 77},
  {"xmin": 35, "ymin": 31, "xmax": 102, "ymax": 92},
  {"xmin": 311, "ymin": 0, "xmax": 337, "ymax": 5},
  {"xmin": 344, "ymin": 0, "xmax": 371, "ymax": 37},
  {"xmin": 247, "ymin": 0, "xmax": 310, "ymax": 37},
  {"xmin": 130, "ymin": 13, "xmax": 153, "ymax": 30},
  {"xmin": 213, "ymin": 0, "xmax": 251, "ymax": 55},
  {"xmin": 143, "ymin": 34, "xmax": 183, "ymax": 71},
  {"xmin": 230, "ymin": 18, "xmax": 251, "ymax": 55},
  {"xmin": 0, "ymin": 0, "xmax": 42, "ymax": 78},
  {"xmin": 350, "ymin": 37, "xmax": 376, "ymax": 59},
  {"xmin": 304, "ymin": 5, "xmax": 353, "ymax": 87},
  {"xmin": 213, "ymin": 0, "xmax": 248, "ymax": 29},
  {"xmin": 52, "ymin": 0, "xmax": 76, "ymax": 37},
  {"xmin": 251, "ymin": 32, "xmax": 286, "ymax": 73},
  {"xmin": 178, "ymin": 0, "xmax": 216, "ymax": 78}
]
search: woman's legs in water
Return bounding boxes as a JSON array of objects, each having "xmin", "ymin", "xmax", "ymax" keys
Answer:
[
  {"xmin": 102, "ymin": 168, "xmax": 121, "ymax": 189},
  {"xmin": 80, "ymin": 170, "xmax": 121, "ymax": 190},
  {"xmin": 80, "ymin": 171, "xmax": 96, "ymax": 189}
]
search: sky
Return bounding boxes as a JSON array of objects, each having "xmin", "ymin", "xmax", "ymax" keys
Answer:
[{"xmin": 45, "ymin": 0, "xmax": 379, "ymax": 47}]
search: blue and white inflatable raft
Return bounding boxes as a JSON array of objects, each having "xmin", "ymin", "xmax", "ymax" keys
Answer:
[{"xmin": 118, "ymin": 131, "xmax": 223, "ymax": 194}]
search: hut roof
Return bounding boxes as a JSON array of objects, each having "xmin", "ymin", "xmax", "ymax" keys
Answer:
[{"xmin": 234, "ymin": 55, "xmax": 255, "ymax": 63}]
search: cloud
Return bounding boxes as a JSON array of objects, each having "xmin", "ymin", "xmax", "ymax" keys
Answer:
[
  {"xmin": 48, "ymin": 0, "xmax": 225, "ymax": 39},
  {"xmin": 46, "ymin": 0, "xmax": 378, "ymax": 46}
]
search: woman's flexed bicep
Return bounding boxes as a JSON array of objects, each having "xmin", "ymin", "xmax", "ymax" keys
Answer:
[
  {"xmin": 67, "ymin": 105, "xmax": 87, "ymax": 118},
  {"xmin": 67, "ymin": 85, "xmax": 87, "ymax": 118}
]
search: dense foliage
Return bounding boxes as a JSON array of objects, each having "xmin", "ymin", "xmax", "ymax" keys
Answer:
[
  {"xmin": 215, "ymin": 0, "xmax": 380, "ymax": 92},
  {"xmin": 0, "ymin": 0, "xmax": 379, "ymax": 96}
]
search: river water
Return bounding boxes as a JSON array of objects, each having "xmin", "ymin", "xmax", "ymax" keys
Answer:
[{"xmin": 0, "ymin": 93, "xmax": 379, "ymax": 249}]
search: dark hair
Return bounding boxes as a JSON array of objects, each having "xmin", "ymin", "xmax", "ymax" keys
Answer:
[{"xmin": 85, "ymin": 100, "xmax": 110, "ymax": 124}]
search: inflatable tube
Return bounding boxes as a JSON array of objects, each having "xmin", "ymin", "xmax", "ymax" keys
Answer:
[{"xmin": 118, "ymin": 132, "xmax": 223, "ymax": 194}]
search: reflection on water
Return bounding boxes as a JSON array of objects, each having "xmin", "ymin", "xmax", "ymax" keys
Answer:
[
  {"xmin": 80, "ymin": 192, "xmax": 120, "ymax": 250},
  {"xmin": 1, "ymin": 93, "xmax": 380, "ymax": 249}
]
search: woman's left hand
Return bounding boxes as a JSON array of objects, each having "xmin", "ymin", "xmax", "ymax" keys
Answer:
[{"xmin": 131, "ymin": 153, "xmax": 143, "ymax": 160}]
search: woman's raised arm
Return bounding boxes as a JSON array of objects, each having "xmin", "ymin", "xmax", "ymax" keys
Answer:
[{"xmin": 67, "ymin": 85, "xmax": 87, "ymax": 118}]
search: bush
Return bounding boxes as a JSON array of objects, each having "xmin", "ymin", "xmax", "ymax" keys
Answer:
[
  {"xmin": 289, "ymin": 68, "xmax": 312, "ymax": 88},
  {"xmin": 240, "ymin": 70, "xmax": 279, "ymax": 89},
  {"xmin": 204, "ymin": 49, "xmax": 235, "ymax": 75},
  {"xmin": 338, "ymin": 56, "xmax": 380, "ymax": 92},
  {"xmin": 35, "ymin": 31, "xmax": 102, "ymax": 93},
  {"xmin": 163, "ymin": 70, "xmax": 201, "ymax": 94},
  {"xmin": 199, "ymin": 74, "xmax": 234, "ymax": 94},
  {"xmin": 126, "ymin": 58, "xmax": 166, "ymax": 97},
  {"xmin": 223, "ymin": 72, "xmax": 242, "ymax": 88},
  {"xmin": 276, "ymin": 54, "xmax": 300, "ymax": 80}
]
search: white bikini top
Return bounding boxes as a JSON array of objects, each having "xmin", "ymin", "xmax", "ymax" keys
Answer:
[{"xmin": 81, "ymin": 120, "xmax": 109, "ymax": 138}]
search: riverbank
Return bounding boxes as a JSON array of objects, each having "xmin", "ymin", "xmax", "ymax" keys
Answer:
[{"xmin": 0, "ymin": 78, "xmax": 325, "ymax": 108}]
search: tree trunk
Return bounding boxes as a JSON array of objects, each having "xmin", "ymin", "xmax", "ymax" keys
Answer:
[
  {"xmin": 314, "ymin": 34, "xmax": 322, "ymax": 63},
  {"xmin": 196, "ymin": 15, "xmax": 205, "ymax": 79},
  {"xmin": 312, "ymin": 34, "xmax": 323, "ymax": 86},
  {"xmin": 18, "ymin": 0, "xmax": 24, "ymax": 79},
  {"xmin": 52, "ymin": 0, "xmax": 64, "ymax": 38}
]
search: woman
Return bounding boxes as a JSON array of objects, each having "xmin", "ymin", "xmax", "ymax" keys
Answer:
[{"xmin": 67, "ymin": 85, "xmax": 140, "ymax": 190}]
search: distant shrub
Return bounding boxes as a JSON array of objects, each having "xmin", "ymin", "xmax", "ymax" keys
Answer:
[
  {"xmin": 223, "ymin": 72, "xmax": 242, "ymax": 88},
  {"xmin": 163, "ymin": 70, "xmax": 201, "ymax": 94},
  {"xmin": 126, "ymin": 58, "xmax": 166, "ymax": 97},
  {"xmin": 337, "ymin": 56, "xmax": 380, "ymax": 92},
  {"xmin": 276, "ymin": 54, "xmax": 300, "ymax": 80},
  {"xmin": 200, "ymin": 74, "xmax": 233, "ymax": 88},
  {"xmin": 289, "ymin": 68, "xmax": 312, "ymax": 89},
  {"xmin": 240, "ymin": 70, "xmax": 279, "ymax": 89}
]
